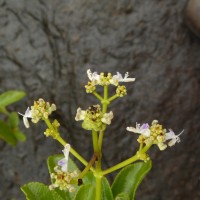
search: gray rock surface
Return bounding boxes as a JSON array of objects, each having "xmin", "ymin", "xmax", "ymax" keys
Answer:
[{"xmin": 0, "ymin": 0, "xmax": 200, "ymax": 199}]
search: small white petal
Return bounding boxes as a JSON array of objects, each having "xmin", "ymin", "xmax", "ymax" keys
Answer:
[
  {"xmin": 18, "ymin": 107, "xmax": 32, "ymax": 128},
  {"xmin": 122, "ymin": 72, "xmax": 135, "ymax": 82},
  {"xmin": 58, "ymin": 144, "xmax": 70, "ymax": 173},
  {"xmin": 87, "ymin": 69, "xmax": 100, "ymax": 83},
  {"xmin": 24, "ymin": 107, "xmax": 32, "ymax": 118},
  {"xmin": 142, "ymin": 129, "xmax": 151, "ymax": 137},
  {"xmin": 168, "ymin": 139, "xmax": 177, "ymax": 147},
  {"xmin": 75, "ymin": 108, "xmax": 86, "ymax": 121},
  {"xmin": 23, "ymin": 117, "xmax": 30, "ymax": 128},
  {"xmin": 126, "ymin": 126, "xmax": 137, "ymax": 132},
  {"xmin": 165, "ymin": 129, "xmax": 183, "ymax": 147},
  {"xmin": 101, "ymin": 111, "xmax": 113, "ymax": 125},
  {"xmin": 157, "ymin": 143, "xmax": 167, "ymax": 151},
  {"xmin": 87, "ymin": 69, "xmax": 93, "ymax": 81},
  {"xmin": 127, "ymin": 123, "xmax": 150, "ymax": 137},
  {"xmin": 63, "ymin": 144, "xmax": 70, "ymax": 158}
]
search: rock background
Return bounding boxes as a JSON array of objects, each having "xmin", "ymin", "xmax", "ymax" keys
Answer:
[{"xmin": 0, "ymin": 0, "xmax": 200, "ymax": 199}]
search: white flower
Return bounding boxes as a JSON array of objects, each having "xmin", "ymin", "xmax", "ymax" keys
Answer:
[
  {"xmin": 18, "ymin": 107, "xmax": 32, "ymax": 128},
  {"xmin": 165, "ymin": 129, "xmax": 184, "ymax": 146},
  {"xmin": 126, "ymin": 123, "xmax": 150, "ymax": 137},
  {"xmin": 87, "ymin": 69, "xmax": 100, "ymax": 84},
  {"xmin": 110, "ymin": 72, "xmax": 135, "ymax": 86},
  {"xmin": 75, "ymin": 107, "xmax": 86, "ymax": 121},
  {"xmin": 101, "ymin": 111, "xmax": 113, "ymax": 125},
  {"xmin": 58, "ymin": 144, "xmax": 70, "ymax": 173}
]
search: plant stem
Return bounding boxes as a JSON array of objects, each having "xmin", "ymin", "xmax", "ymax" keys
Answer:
[
  {"xmin": 108, "ymin": 94, "xmax": 118, "ymax": 102},
  {"xmin": 93, "ymin": 91, "xmax": 103, "ymax": 101},
  {"xmin": 98, "ymin": 131, "xmax": 104, "ymax": 152},
  {"xmin": 102, "ymin": 144, "xmax": 152, "ymax": 175},
  {"xmin": 78, "ymin": 154, "xmax": 97, "ymax": 179},
  {"xmin": 44, "ymin": 118, "xmax": 93, "ymax": 170},
  {"xmin": 102, "ymin": 85, "xmax": 108, "ymax": 113},
  {"xmin": 93, "ymin": 85, "xmax": 109, "ymax": 200},
  {"xmin": 95, "ymin": 174, "xmax": 102, "ymax": 200},
  {"xmin": 102, "ymin": 154, "xmax": 139, "ymax": 175},
  {"xmin": 92, "ymin": 130, "xmax": 99, "ymax": 153}
]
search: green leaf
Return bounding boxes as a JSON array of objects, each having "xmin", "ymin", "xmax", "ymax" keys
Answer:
[
  {"xmin": 111, "ymin": 161, "xmax": 152, "ymax": 200},
  {"xmin": 21, "ymin": 182, "xmax": 64, "ymax": 200},
  {"xmin": 0, "ymin": 90, "xmax": 26, "ymax": 107},
  {"xmin": 0, "ymin": 120, "xmax": 17, "ymax": 146},
  {"xmin": 101, "ymin": 177, "xmax": 113, "ymax": 200},
  {"xmin": 73, "ymin": 184, "xmax": 95, "ymax": 200},
  {"xmin": 82, "ymin": 171, "xmax": 96, "ymax": 185},
  {"xmin": 82, "ymin": 172, "xmax": 113, "ymax": 200},
  {"xmin": 8, "ymin": 112, "xmax": 19, "ymax": 128},
  {"xmin": 115, "ymin": 193, "xmax": 130, "ymax": 200}
]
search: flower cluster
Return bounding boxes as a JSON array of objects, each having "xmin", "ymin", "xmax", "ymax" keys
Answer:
[
  {"xmin": 44, "ymin": 119, "xmax": 60, "ymax": 139},
  {"xmin": 49, "ymin": 144, "xmax": 79, "ymax": 192},
  {"xmin": 85, "ymin": 69, "xmax": 135, "ymax": 93},
  {"xmin": 127, "ymin": 120, "xmax": 183, "ymax": 151},
  {"xmin": 75, "ymin": 105, "xmax": 113, "ymax": 131},
  {"xmin": 18, "ymin": 98, "xmax": 56, "ymax": 128},
  {"xmin": 50, "ymin": 167, "xmax": 78, "ymax": 192},
  {"xmin": 116, "ymin": 85, "xmax": 127, "ymax": 97}
]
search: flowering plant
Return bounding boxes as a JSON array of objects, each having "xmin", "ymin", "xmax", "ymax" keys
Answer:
[{"xmin": 19, "ymin": 70, "xmax": 182, "ymax": 200}]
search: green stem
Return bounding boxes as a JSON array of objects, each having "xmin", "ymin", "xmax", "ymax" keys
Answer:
[
  {"xmin": 98, "ymin": 131, "xmax": 104, "ymax": 152},
  {"xmin": 92, "ymin": 130, "xmax": 99, "ymax": 153},
  {"xmin": 44, "ymin": 118, "xmax": 93, "ymax": 171},
  {"xmin": 92, "ymin": 129, "xmax": 102, "ymax": 200},
  {"xmin": 102, "ymin": 154, "xmax": 139, "ymax": 175},
  {"xmin": 108, "ymin": 94, "xmax": 118, "ymax": 102},
  {"xmin": 93, "ymin": 91, "xmax": 103, "ymax": 101},
  {"xmin": 102, "ymin": 85, "xmax": 108, "ymax": 113},
  {"xmin": 102, "ymin": 144, "xmax": 152, "ymax": 175},
  {"xmin": 93, "ymin": 85, "xmax": 109, "ymax": 200},
  {"xmin": 139, "ymin": 143, "xmax": 143, "ymax": 151},
  {"xmin": 95, "ymin": 174, "xmax": 102, "ymax": 200}
]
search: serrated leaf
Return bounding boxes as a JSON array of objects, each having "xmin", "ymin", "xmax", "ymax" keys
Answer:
[
  {"xmin": 21, "ymin": 182, "xmax": 64, "ymax": 200},
  {"xmin": 0, "ymin": 120, "xmax": 17, "ymax": 146},
  {"xmin": 73, "ymin": 184, "xmax": 95, "ymax": 200},
  {"xmin": 0, "ymin": 90, "xmax": 26, "ymax": 107},
  {"xmin": 111, "ymin": 161, "xmax": 152, "ymax": 200}
]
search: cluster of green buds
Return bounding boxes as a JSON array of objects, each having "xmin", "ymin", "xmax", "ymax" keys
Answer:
[
  {"xmin": 18, "ymin": 98, "xmax": 56, "ymax": 128},
  {"xmin": 44, "ymin": 119, "xmax": 60, "ymax": 139},
  {"xmin": 127, "ymin": 120, "xmax": 183, "ymax": 151},
  {"xmin": 49, "ymin": 166, "xmax": 78, "ymax": 192},
  {"xmin": 31, "ymin": 98, "xmax": 56, "ymax": 123},
  {"xmin": 85, "ymin": 69, "xmax": 135, "ymax": 97},
  {"xmin": 75, "ymin": 105, "xmax": 113, "ymax": 131},
  {"xmin": 49, "ymin": 144, "xmax": 79, "ymax": 192}
]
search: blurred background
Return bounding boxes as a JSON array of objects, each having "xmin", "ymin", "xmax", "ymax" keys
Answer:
[{"xmin": 0, "ymin": 0, "xmax": 199, "ymax": 199}]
